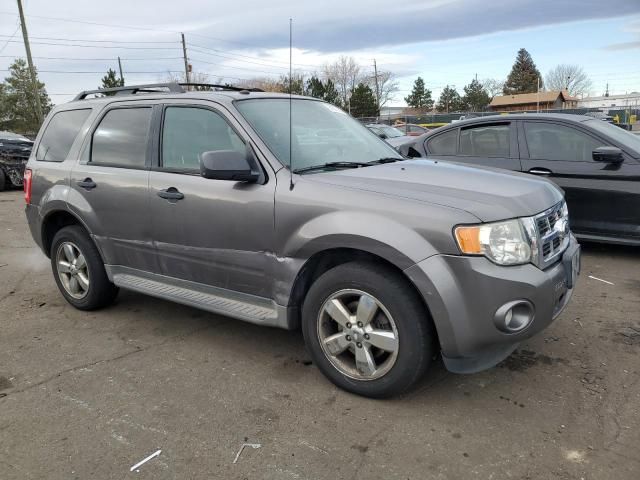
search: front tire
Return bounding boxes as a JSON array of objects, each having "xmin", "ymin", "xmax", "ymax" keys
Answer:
[
  {"xmin": 302, "ymin": 262, "xmax": 435, "ymax": 398},
  {"xmin": 50, "ymin": 225, "xmax": 118, "ymax": 310}
]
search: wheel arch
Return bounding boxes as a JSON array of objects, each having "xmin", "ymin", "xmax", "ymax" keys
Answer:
[
  {"xmin": 41, "ymin": 209, "xmax": 95, "ymax": 258},
  {"xmin": 286, "ymin": 247, "xmax": 438, "ymax": 345}
]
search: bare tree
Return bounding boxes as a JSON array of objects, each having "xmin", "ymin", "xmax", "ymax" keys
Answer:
[
  {"xmin": 323, "ymin": 56, "xmax": 361, "ymax": 108},
  {"xmin": 161, "ymin": 70, "xmax": 211, "ymax": 84},
  {"xmin": 545, "ymin": 64, "xmax": 593, "ymax": 97},
  {"xmin": 363, "ymin": 70, "xmax": 399, "ymax": 109},
  {"xmin": 481, "ymin": 78, "xmax": 504, "ymax": 98}
]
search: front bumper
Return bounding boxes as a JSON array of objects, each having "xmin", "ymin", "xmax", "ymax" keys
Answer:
[{"xmin": 405, "ymin": 234, "xmax": 579, "ymax": 373}]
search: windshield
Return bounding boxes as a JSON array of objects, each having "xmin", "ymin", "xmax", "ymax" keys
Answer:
[
  {"xmin": 585, "ymin": 119, "xmax": 640, "ymax": 156},
  {"xmin": 235, "ymin": 99, "xmax": 402, "ymax": 171},
  {"xmin": 375, "ymin": 125, "xmax": 405, "ymax": 138}
]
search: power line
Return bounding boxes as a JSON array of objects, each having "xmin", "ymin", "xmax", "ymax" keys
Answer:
[
  {"xmin": 187, "ymin": 43, "xmax": 323, "ymax": 69},
  {"xmin": 190, "ymin": 56, "xmax": 283, "ymax": 76},
  {"xmin": 0, "ymin": 55, "xmax": 185, "ymax": 61},
  {"xmin": 0, "ymin": 34, "xmax": 179, "ymax": 44},
  {"xmin": 0, "ymin": 20, "xmax": 20, "ymax": 54},
  {"xmin": 1, "ymin": 39, "xmax": 182, "ymax": 50}
]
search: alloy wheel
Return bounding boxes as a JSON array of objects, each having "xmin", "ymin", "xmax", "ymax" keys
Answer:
[
  {"xmin": 56, "ymin": 241, "xmax": 90, "ymax": 299},
  {"xmin": 317, "ymin": 289, "xmax": 399, "ymax": 380}
]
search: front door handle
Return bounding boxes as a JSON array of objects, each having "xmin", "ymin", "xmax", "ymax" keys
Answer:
[
  {"xmin": 157, "ymin": 187, "xmax": 184, "ymax": 201},
  {"xmin": 527, "ymin": 168, "xmax": 552, "ymax": 176},
  {"xmin": 77, "ymin": 178, "xmax": 97, "ymax": 190}
]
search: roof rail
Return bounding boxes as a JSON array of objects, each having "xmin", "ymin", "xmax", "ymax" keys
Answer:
[
  {"xmin": 73, "ymin": 83, "xmax": 184, "ymax": 101},
  {"xmin": 73, "ymin": 82, "xmax": 263, "ymax": 101},
  {"xmin": 179, "ymin": 83, "xmax": 263, "ymax": 92}
]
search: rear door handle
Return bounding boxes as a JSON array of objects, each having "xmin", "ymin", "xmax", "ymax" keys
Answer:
[
  {"xmin": 77, "ymin": 178, "xmax": 97, "ymax": 190},
  {"xmin": 157, "ymin": 187, "xmax": 184, "ymax": 201},
  {"xmin": 527, "ymin": 168, "xmax": 552, "ymax": 176}
]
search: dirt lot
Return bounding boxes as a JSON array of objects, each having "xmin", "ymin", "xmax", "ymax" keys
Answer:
[{"xmin": 1, "ymin": 190, "xmax": 638, "ymax": 479}]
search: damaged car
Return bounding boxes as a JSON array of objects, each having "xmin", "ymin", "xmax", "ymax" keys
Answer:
[{"xmin": 0, "ymin": 131, "xmax": 33, "ymax": 191}]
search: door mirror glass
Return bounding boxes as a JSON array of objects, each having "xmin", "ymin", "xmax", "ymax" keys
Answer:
[
  {"xmin": 199, "ymin": 149, "xmax": 260, "ymax": 182},
  {"xmin": 592, "ymin": 146, "xmax": 624, "ymax": 164}
]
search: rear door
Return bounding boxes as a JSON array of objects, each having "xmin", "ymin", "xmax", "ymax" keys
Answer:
[
  {"xmin": 455, "ymin": 122, "xmax": 521, "ymax": 171},
  {"xmin": 69, "ymin": 103, "xmax": 158, "ymax": 272},
  {"xmin": 148, "ymin": 101, "xmax": 275, "ymax": 297},
  {"xmin": 519, "ymin": 120, "xmax": 640, "ymax": 240}
]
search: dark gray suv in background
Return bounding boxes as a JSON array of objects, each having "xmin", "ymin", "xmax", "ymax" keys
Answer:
[{"xmin": 24, "ymin": 83, "xmax": 580, "ymax": 398}]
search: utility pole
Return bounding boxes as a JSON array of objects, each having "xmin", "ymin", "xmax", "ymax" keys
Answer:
[
  {"xmin": 181, "ymin": 33, "xmax": 190, "ymax": 87},
  {"xmin": 373, "ymin": 59, "xmax": 380, "ymax": 118},
  {"xmin": 16, "ymin": 0, "xmax": 43, "ymax": 124},
  {"xmin": 536, "ymin": 76, "xmax": 540, "ymax": 112},
  {"xmin": 117, "ymin": 56, "xmax": 125, "ymax": 85}
]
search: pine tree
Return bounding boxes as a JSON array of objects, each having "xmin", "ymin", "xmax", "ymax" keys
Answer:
[
  {"xmin": 462, "ymin": 78, "xmax": 491, "ymax": 111},
  {"xmin": 1, "ymin": 58, "xmax": 51, "ymax": 134},
  {"xmin": 404, "ymin": 77, "xmax": 433, "ymax": 110},
  {"xmin": 322, "ymin": 79, "xmax": 341, "ymax": 108},
  {"xmin": 436, "ymin": 85, "xmax": 463, "ymax": 113},
  {"xmin": 100, "ymin": 68, "xmax": 124, "ymax": 90},
  {"xmin": 349, "ymin": 83, "xmax": 378, "ymax": 117},
  {"xmin": 306, "ymin": 76, "xmax": 325, "ymax": 99},
  {"xmin": 503, "ymin": 48, "xmax": 542, "ymax": 95}
]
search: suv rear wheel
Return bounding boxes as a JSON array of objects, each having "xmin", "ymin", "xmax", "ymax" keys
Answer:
[
  {"xmin": 302, "ymin": 262, "xmax": 434, "ymax": 398},
  {"xmin": 51, "ymin": 226, "xmax": 118, "ymax": 310}
]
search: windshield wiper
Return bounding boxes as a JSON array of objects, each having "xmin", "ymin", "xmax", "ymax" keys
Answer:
[
  {"xmin": 365, "ymin": 157, "xmax": 403, "ymax": 165},
  {"xmin": 293, "ymin": 162, "xmax": 369, "ymax": 174}
]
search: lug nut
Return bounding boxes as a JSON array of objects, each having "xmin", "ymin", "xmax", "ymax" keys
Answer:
[
  {"xmin": 356, "ymin": 342, "xmax": 362, "ymax": 348},
  {"xmin": 357, "ymin": 322, "xmax": 363, "ymax": 327},
  {"xmin": 346, "ymin": 335, "xmax": 351, "ymax": 341},
  {"xmin": 346, "ymin": 322, "xmax": 352, "ymax": 328},
  {"xmin": 364, "ymin": 334, "xmax": 370, "ymax": 340}
]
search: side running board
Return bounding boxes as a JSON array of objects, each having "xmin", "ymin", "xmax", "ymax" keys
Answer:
[{"xmin": 110, "ymin": 270, "xmax": 281, "ymax": 327}]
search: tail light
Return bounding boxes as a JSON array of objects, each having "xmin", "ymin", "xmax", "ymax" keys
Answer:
[{"xmin": 24, "ymin": 168, "xmax": 32, "ymax": 205}]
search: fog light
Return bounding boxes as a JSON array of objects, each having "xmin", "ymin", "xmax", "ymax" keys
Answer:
[{"xmin": 494, "ymin": 300, "xmax": 535, "ymax": 333}]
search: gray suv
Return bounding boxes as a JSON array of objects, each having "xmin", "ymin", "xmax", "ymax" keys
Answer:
[{"xmin": 24, "ymin": 83, "xmax": 580, "ymax": 398}]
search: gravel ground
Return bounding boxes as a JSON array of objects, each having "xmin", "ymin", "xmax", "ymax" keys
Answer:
[{"xmin": 0, "ymin": 190, "xmax": 638, "ymax": 479}]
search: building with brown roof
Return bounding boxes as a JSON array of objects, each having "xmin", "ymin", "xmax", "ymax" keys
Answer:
[{"xmin": 489, "ymin": 90, "xmax": 578, "ymax": 112}]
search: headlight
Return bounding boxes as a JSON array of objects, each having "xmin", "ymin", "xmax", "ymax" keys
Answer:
[{"xmin": 455, "ymin": 218, "xmax": 536, "ymax": 266}]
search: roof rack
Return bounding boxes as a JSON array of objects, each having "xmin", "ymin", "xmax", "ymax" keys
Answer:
[{"xmin": 73, "ymin": 82, "xmax": 263, "ymax": 101}]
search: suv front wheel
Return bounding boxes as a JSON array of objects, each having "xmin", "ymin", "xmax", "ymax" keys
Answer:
[
  {"xmin": 302, "ymin": 262, "xmax": 435, "ymax": 398},
  {"xmin": 51, "ymin": 225, "xmax": 118, "ymax": 310}
]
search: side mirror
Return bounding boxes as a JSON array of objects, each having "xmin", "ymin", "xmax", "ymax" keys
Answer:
[
  {"xmin": 592, "ymin": 146, "xmax": 623, "ymax": 164},
  {"xmin": 199, "ymin": 148, "xmax": 260, "ymax": 182}
]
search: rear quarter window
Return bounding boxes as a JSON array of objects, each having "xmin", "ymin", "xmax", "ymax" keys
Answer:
[{"xmin": 36, "ymin": 109, "xmax": 92, "ymax": 162}]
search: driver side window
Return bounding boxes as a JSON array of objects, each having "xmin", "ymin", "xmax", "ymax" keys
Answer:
[
  {"xmin": 524, "ymin": 122, "xmax": 605, "ymax": 162},
  {"xmin": 161, "ymin": 106, "xmax": 245, "ymax": 171}
]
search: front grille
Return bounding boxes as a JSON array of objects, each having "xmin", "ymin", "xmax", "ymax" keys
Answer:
[{"xmin": 534, "ymin": 201, "xmax": 569, "ymax": 269}]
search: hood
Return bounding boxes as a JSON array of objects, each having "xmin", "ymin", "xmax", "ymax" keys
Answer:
[{"xmin": 305, "ymin": 159, "xmax": 564, "ymax": 222}]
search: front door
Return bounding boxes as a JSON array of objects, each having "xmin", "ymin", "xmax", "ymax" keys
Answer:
[
  {"xmin": 520, "ymin": 120, "xmax": 640, "ymax": 240},
  {"xmin": 149, "ymin": 103, "xmax": 276, "ymax": 298},
  {"xmin": 69, "ymin": 104, "xmax": 158, "ymax": 272}
]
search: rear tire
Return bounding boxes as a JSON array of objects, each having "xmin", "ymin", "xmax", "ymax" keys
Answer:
[
  {"xmin": 0, "ymin": 169, "xmax": 6, "ymax": 192},
  {"xmin": 50, "ymin": 225, "xmax": 118, "ymax": 310},
  {"xmin": 302, "ymin": 261, "xmax": 435, "ymax": 398}
]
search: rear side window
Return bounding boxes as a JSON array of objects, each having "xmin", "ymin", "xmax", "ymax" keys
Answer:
[
  {"xmin": 36, "ymin": 109, "xmax": 91, "ymax": 161},
  {"xmin": 91, "ymin": 107, "xmax": 152, "ymax": 168},
  {"xmin": 460, "ymin": 124, "xmax": 510, "ymax": 157},
  {"xmin": 426, "ymin": 129, "xmax": 457, "ymax": 155},
  {"xmin": 524, "ymin": 122, "xmax": 605, "ymax": 162},
  {"xmin": 161, "ymin": 107, "xmax": 245, "ymax": 170}
]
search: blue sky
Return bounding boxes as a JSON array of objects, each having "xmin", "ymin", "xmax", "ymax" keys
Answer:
[{"xmin": 0, "ymin": 0, "xmax": 639, "ymax": 106}]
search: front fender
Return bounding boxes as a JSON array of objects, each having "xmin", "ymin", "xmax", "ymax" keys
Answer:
[{"xmin": 283, "ymin": 210, "xmax": 438, "ymax": 269}]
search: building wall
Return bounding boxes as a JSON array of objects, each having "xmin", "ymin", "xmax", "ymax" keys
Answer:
[{"xmin": 578, "ymin": 93, "xmax": 640, "ymax": 111}]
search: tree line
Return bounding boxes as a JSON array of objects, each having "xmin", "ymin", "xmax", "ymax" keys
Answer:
[
  {"xmin": 0, "ymin": 48, "xmax": 595, "ymax": 134},
  {"xmin": 404, "ymin": 48, "xmax": 593, "ymax": 113}
]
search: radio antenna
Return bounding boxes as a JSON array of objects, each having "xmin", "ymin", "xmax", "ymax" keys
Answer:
[{"xmin": 289, "ymin": 17, "xmax": 294, "ymax": 190}]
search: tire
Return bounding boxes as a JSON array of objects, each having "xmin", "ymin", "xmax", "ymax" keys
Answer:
[
  {"xmin": 302, "ymin": 261, "xmax": 435, "ymax": 398},
  {"xmin": 0, "ymin": 169, "xmax": 6, "ymax": 192},
  {"xmin": 50, "ymin": 225, "xmax": 118, "ymax": 310}
]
